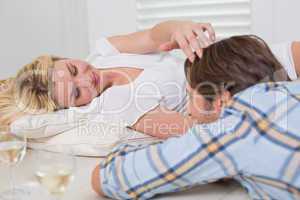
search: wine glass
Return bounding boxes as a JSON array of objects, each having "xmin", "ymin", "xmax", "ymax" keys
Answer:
[
  {"xmin": 33, "ymin": 145, "xmax": 76, "ymax": 199},
  {"xmin": 0, "ymin": 131, "xmax": 27, "ymax": 200}
]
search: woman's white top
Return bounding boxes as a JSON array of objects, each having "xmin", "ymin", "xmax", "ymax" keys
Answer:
[
  {"xmin": 269, "ymin": 42, "xmax": 298, "ymax": 80},
  {"xmin": 79, "ymin": 38, "xmax": 187, "ymax": 126},
  {"xmin": 75, "ymin": 38, "xmax": 298, "ymax": 127}
]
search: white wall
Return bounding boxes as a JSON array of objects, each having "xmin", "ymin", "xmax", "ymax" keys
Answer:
[
  {"xmin": 86, "ymin": 0, "xmax": 137, "ymax": 51},
  {"xmin": 85, "ymin": 0, "xmax": 300, "ymax": 49},
  {"xmin": 1, "ymin": 0, "xmax": 299, "ymax": 80},
  {"xmin": 0, "ymin": 0, "xmax": 89, "ymax": 79},
  {"xmin": 252, "ymin": 0, "xmax": 300, "ymax": 43},
  {"xmin": 272, "ymin": 0, "xmax": 300, "ymax": 43}
]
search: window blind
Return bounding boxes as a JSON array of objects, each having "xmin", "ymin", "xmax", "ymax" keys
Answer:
[{"xmin": 136, "ymin": 0, "xmax": 252, "ymax": 39}]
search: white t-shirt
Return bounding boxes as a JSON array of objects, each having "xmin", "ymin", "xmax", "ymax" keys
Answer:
[
  {"xmin": 269, "ymin": 42, "xmax": 298, "ymax": 80},
  {"xmin": 74, "ymin": 38, "xmax": 298, "ymax": 127},
  {"xmin": 76, "ymin": 38, "xmax": 187, "ymax": 126}
]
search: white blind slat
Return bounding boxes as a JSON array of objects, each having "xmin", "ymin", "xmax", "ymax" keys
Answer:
[
  {"xmin": 136, "ymin": 0, "xmax": 252, "ymax": 39},
  {"xmin": 137, "ymin": 0, "xmax": 250, "ymax": 9}
]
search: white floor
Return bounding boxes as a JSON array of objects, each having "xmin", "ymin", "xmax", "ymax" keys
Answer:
[{"xmin": 0, "ymin": 150, "xmax": 250, "ymax": 200}]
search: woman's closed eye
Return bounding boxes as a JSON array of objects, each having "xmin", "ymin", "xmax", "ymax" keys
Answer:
[
  {"xmin": 72, "ymin": 65, "xmax": 78, "ymax": 76},
  {"xmin": 68, "ymin": 64, "xmax": 78, "ymax": 76},
  {"xmin": 74, "ymin": 87, "xmax": 81, "ymax": 100}
]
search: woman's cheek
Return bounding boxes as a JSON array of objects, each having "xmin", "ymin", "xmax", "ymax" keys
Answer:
[
  {"xmin": 85, "ymin": 87, "xmax": 98, "ymax": 100},
  {"xmin": 78, "ymin": 90, "xmax": 93, "ymax": 105}
]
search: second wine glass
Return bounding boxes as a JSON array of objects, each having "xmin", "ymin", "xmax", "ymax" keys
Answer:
[{"xmin": 34, "ymin": 145, "xmax": 76, "ymax": 200}]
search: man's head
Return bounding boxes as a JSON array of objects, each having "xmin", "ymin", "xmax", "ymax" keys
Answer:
[{"xmin": 185, "ymin": 35, "xmax": 289, "ymax": 123}]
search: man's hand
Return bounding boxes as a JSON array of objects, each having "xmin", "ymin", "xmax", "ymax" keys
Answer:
[
  {"xmin": 159, "ymin": 22, "xmax": 216, "ymax": 62},
  {"xmin": 91, "ymin": 164, "xmax": 105, "ymax": 197}
]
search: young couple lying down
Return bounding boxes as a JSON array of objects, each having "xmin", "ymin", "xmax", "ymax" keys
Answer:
[{"xmin": 1, "ymin": 20, "xmax": 300, "ymax": 199}]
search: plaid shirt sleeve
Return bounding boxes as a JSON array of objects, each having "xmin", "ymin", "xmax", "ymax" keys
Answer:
[{"xmin": 99, "ymin": 110, "xmax": 249, "ymax": 200}]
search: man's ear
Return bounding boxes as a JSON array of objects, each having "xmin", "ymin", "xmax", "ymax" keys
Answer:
[
  {"xmin": 221, "ymin": 91, "xmax": 232, "ymax": 106},
  {"xmin": 212, "ymin": 91, "xmax": 231, "ymax": 112},
  {"xmin": 212, "ymin": 97, "xmax": 222, "ymax": 114}
]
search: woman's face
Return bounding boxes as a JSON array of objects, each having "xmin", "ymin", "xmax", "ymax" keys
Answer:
[{"xmin": 51, "ymin": 59, "xmax": 102, "ymax": 108}]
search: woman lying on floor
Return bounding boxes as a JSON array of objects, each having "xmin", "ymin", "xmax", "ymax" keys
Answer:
[
  {"xmin": 91, "ymin": 35, "xmax": 300, "ymax": 200},
  {"xmin": 0, "ymin": 20, "xmax": 214, "ymax": 136},
  {"xmin": 0, "ymin": 20, "xmax": 299, "ymax": 138}
]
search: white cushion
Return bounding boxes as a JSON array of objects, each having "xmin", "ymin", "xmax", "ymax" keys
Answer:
[
  {"xmin": 10, "ymin": 109, "xmax": 86, "ymax": 138},
  {"xmin": 10, "ymin": 110, "xmax": 160, "ymax": 157}
]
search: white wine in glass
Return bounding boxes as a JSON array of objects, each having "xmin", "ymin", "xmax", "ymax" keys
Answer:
[
  {"xmin": 0, "ymin": 141, "xmax": 26, "ymax": 165},
  {"xmin": 36, "ymin": 168, "xmax": 74, "ymax": 195},
  {"xmin": 34, "ymin": 145, "xmax": 76, "ymax": 199},
  {"xmin": 0, "ymin": 132, "xmax": 27, "ymax": 200}
]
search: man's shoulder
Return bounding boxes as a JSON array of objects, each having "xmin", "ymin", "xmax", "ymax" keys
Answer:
[
  {"xmin": 233, "ymin": 81, "xmax": 299, "ymax": 103},
  {"xmin": 228, "ymin": 81, "xmax": 300, "ymax": 116}
]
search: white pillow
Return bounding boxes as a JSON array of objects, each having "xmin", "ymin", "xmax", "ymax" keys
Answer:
[
  {"xmin": 10, "ymin": 111, "xmax": 160, "ymax": 157},
  {"xmin": 10, "ymin": 109, "xmax": 87, "ymax": 138}
]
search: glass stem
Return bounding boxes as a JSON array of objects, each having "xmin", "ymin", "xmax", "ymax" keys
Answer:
[
  {"xmin": 8, "ymin": 165, "xmax": 15, "ymax": 197},
  {"xmin": 53, "ymin": 194, "xmax": 63, "ymax": 200}
]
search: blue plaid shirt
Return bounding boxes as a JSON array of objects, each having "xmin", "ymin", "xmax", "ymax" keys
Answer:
[{"xmin": 99, "ymin": 82, "xmax": 300, "ymax": 200}]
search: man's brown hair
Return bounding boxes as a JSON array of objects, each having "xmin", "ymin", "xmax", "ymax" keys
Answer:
[{"xmin": 184, "ymin": 35, "xmax": 289, "ymax": 101}]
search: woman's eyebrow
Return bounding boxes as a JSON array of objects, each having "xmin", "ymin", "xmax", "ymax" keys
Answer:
[{"xmin": 66, "ymin": 63, "xmax": 73, "ymax": 75}]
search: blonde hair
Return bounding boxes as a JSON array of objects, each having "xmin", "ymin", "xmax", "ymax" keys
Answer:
[{"xmin": 0, "ymin": 55, "xmax": 62, "ymax": 130}]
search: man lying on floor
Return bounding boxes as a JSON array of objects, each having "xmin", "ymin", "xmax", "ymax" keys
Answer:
[{"xmin": 91, "ymin": 35, "xmax": 300, "ymax": 200}]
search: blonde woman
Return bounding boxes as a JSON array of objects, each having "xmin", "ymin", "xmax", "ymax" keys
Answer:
[
  {"xmin": 0, "ymin": 20, "xmax": 216, "ymax": 137},
  {"xmin": 1, "ymin": 20, "xmax": 299, "ymax": 138}
]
